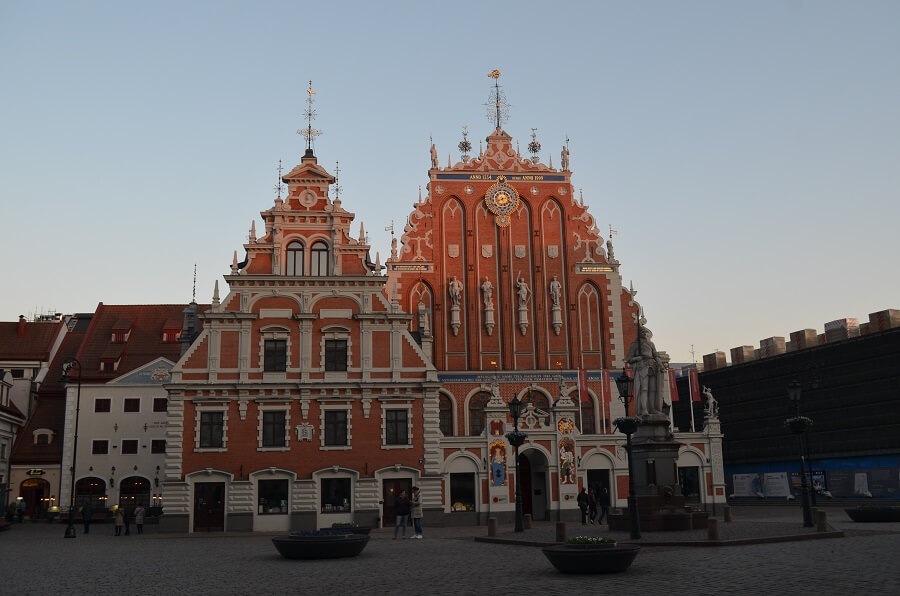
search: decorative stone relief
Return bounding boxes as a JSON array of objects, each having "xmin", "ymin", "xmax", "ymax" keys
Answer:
[
  {"xmin": 514, "ymin": 245, "xmax": 526, "ymax": 259},
  {"xmin": 295, "ymin": 423, "xmax": 315, "ymax": 441},
  {"xmin": 361, "ymin": 398, "xmax": 372, "ymax": 419}
]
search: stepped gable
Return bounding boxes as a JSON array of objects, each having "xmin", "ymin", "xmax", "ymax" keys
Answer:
[{"xmin": 238, "ymin": 152, "xmax": 371, "ymax": 278}]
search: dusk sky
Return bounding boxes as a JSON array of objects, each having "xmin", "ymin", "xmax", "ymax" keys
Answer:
[{"xmin": 2, "ymin": 1, "xmax": 898, "ymax": 363}]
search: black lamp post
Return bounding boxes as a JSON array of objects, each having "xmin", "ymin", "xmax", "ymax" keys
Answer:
[
  {"xmin": 614, "ymin": 368, "xmax": 641, "ymax": 540},
  {"xmin": 786, "ymin": 379, "xmax": 814, "ymax": 528},
  {"xmin": 61, "ymin": 357, "xmax": 83, "ymax": 539},
  {"xmin": 505, "ymin": 395, "xmax": 527, "ymax": 533}
]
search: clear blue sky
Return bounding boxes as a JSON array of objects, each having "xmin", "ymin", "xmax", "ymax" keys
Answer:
[{"xmin": 2, "ymin": 1, "xmax": 898, "ymax": 363}]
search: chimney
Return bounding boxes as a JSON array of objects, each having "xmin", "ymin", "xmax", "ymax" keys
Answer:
[{"xmin": 18, "ymin": 315, "xmax": 26, "ymax": 337}]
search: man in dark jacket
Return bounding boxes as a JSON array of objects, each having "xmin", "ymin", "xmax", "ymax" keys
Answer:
[
  {"xmin": 577, "ymin": 488, "xmax": 589, "ymax": 525},
  {"xmin": 393, "ymin": 491, "xmax": 411, "ymax": 539}
]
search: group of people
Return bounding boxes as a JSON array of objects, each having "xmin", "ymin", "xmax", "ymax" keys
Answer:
[
  {"xmin": 576, "ymin": 487, "xmax": 610, "ymax": 526},
  {"xmin": 392, "ymin": 487, "xmax": 424, "ymax": 540},
  {"xmin": 79, "ymin": 502, "xmax": 146, "ymax": 536}
]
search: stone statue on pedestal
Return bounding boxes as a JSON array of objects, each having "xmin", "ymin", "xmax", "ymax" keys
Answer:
[{"xmin": 626, "ymin": 327, "xmax": 664, "ymax": 416}]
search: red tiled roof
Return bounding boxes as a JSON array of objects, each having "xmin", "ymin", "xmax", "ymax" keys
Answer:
[
  {"xmin": 74, "ymin": 304, "xmax": 206, "ymax": 384},
  {"xmin": 10, "ymin": 328, "xmax": 89, "ymax": 465},
  {"xmin": 0, "ymin": 320, "xmax": 65, "ymax": 361}
]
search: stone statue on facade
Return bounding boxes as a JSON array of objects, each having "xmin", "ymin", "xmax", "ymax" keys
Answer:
[
  {"xmin": 448, "ymin": 276, "xmax": 463, "ymax": 307},
  {"xmin": 549, "ymin": 276, "xmax": 562, "ymax": 307},
  {"xmin": 430, "ymin": 143, "xmax": 438, "ymax": 169},
  {"xmin": 516, "ymin": 274, "xmax": 531, "ymax": 307},
  {"xmin": 703, "ymin": 386, "xmax": 719, "ymax": 418},
  {"xmin": 561, "ymin": 144, "xmax": 569, "ymax": 171},
  {"xmin": 481, "ymin": 277, "xmax": 493, "ymax": 308},
  {"xmin": 626, "ymin": 326, "xmax": 664, "ymax": 416}
]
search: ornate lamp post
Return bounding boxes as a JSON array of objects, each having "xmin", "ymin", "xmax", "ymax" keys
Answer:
[
  {"xmin": 505, "ymin": 395, "xmax": 527, "ymax": 533},
  {"xmin": 61, "ymin": 357, "xmax": 83, "ymax": 539},
  {"xmin": 614, "ymin": 369, "xmax": 641, "ymax": 540},
  {"xmin": 786, "ymin": 380, "xmax": 814, "ymax": 528}
]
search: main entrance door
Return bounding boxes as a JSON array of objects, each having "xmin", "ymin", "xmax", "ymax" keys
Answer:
[
  {"xmin": 679, "ymin": 467, "xmax": 701, "ymax": 504},
  {"xmin": 20, "ymin": 478, "xmax": 50, "ymax": 518},
  {"xmin": 381, "ymin": 478, "xmax": 412, "ymax": 527},
  {"xmin": 519, "ymin": 454, "xmax": 533, "ymax": 516},
  {"xmin": 193, "ymin": 482, "xmax": 225, "ymax": 532}
]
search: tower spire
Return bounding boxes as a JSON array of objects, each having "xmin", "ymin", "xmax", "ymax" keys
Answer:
[
  {"xmin": 274, "ymin": 159, "xmax": 284, "ymax": 199},
  {"xmin": 192, "ymin": 264, "xmax": 197, "ymax": 302}
]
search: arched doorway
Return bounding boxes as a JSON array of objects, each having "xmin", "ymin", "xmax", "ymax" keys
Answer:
[
  {"xmin": 519, "ymin": 450, "xmax": 550, "ymax": 521},
  {"xmin": 75, "ymin": 477, "xmax": 107, "ymax": 512},
  {"xmin": 19, "ymin": 478, "xmax": 51, "ymax": 518},
  {"xmin": 118, "ymin": 476, "xmax": 151, "ymax": 510}
]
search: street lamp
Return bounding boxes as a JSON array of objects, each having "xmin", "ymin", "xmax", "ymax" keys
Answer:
[
  {"xmin": 786, "ymin": 379, "xmax": 814, "ymax": 528},
  {"xmin": 614, "ymin": 368, "xmax": 641, "ymax": 540},
  {"xmin": 505, "ymin": 395, "xmax": 527, "ymax": 533},
  {"xmin": 60, "ymin": 357, "xmax": 83, "ymax": 539}
]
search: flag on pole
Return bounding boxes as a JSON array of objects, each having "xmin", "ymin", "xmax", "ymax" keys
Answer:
[
  {"xmin": 689, "ymin": 369, "xmax": 701, "ymax": 402},
  {"xmin": 578, "ymin": 369, "xmax": 589, "ymax": 402},
  {"xmin": 668, "ymin": 369, "xmax": 679, "ymax": 402}
]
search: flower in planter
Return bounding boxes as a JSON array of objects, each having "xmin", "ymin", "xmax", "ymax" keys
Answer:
[{"xmin": 566, "ymin": 535, "xmax": 618, "ymax": 545}]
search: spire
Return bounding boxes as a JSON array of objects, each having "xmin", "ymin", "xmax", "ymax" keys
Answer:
[
  {"xmin": 249, "ymin": 220, "xmax": 256, "ymax": 242},
  {"xmin": 212, "ymin": 280, "xmax": 220, "ymax": 308},
  {"xmin": 528, "ymin": 128, "xmax": 541, "ymax": 164},
  {"xmin": 458, "ymin": 125, "xmax": 471, "ymax": 162},
  {"xmin": 297, "ymin": 80, "xmax": 322, "ymax": 157},
  {"xmin": 332, "ymin": 160, "xmax": 342, "ymax": 200},
  {"xmin": 192, "ymin": 264, "xmax": 197, "ymax": 302},
  {"xmin": 485, "ymin": 69, "xmax": 509, "ymax": 130},
  {"xmin": 358, "ymin": 222, "xmax": 366, "ymax": 243},
  {"xmin": 231, "ymin": 250, "xmax": 239, "ymax": 274},
  {"xmin": 274, "ymin": 159, "xmax": 284, "ymax": 199},
  {"xmin": 374, "ymin": 252, "xmax": 382, "ymax": 276}
]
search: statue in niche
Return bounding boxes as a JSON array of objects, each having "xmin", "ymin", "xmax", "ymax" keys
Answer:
[
  {"xmin": 549, "ymin": 276, "xmax": 562, "ymax": 307},
  {"xmin": 448, "ymin": 276, "xmax": 463, "ymax": 307},
  {"xmin": 515, "ymin": 274, "xmax": 531, "ymax": 307},
  {"xmin": 481, "ymin": 277, "xmax": 493, "ymax": 308},
  {"xmin": 626, "ymin": 326, "xmax": 664, "ymax": 416}
]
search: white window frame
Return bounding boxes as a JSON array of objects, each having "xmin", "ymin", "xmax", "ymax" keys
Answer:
[
  {"xmin": 381, "ymin": 402, "xmax": 413, "ymax": 449},
  {"xmin": 195, "ymin": 405, "xmax": 228, "ymax": 452},
  {"xmin": 257, "ymin": 405, "xmax": 291, "ymax": 451},
  {"xmin": 123, "ymin": 397, "xmax": 141, "ymax": 413},
  {"xmin": 320, "ymin": 404, "xmax": 352, "ymax": 451}
]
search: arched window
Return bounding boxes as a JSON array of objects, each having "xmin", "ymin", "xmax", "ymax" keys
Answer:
[
  {"xmin": 468, "ymin": 392, "xmax": 490, "ymax": 436},
  {"xmin": 286, "ymin": 241, "xmax": 304, "ymax": 275},
  {"xmin": 521, "ymin": 390, "xmax": 549, "ymax": 412},
  {"xmin": 439, "ymin": 395, "xmax": 454, "ymax": 436},
  {"xmin": 580, "ymin": 397, "xmax": 596, "ymax": 434},
  {"xmin": 310, "ymin": 241, "xmax": 329, "ymax": 276}
]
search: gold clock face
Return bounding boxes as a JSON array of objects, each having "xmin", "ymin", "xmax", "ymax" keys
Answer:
[{"xmin": 484, "ymin": 176, "xmax": 520, "ymax": 219}]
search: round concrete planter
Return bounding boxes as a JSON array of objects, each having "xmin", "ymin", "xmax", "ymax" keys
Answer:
[
  {"xmin": 542, "ymin": 543, "xmax": 640, "ymax": 574},
  {"xmin": 273, "ymin": 533, "xmax": 370, "ymax": 560}
]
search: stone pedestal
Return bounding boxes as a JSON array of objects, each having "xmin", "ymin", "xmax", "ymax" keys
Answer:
[{"xmin": 607, "ymin": 414, "xmax": 709, "ymax": 532}]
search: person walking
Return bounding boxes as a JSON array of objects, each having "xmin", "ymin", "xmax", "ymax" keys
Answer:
[
  {"xmin": 588, "ymin": 489, "xmax": 598, "ymax": 525},
  {"xmin": 81, "ymin": 502, "xmax": 92, "ymax": 535},
  {"xmin": 393, "ymin": 490, "xmax": 411, "ymax": 540},
  {"xmin": 133, "ymin": 503, "xmax": 146, "ymax": 535},
  {"xmin": 123, "ymin": 505, "xmax": 132, "ymax": 536},
  {"xmin": 598, "ymin": 487, "xmax": 611, "ymax": 524},
  {"xmin": 577, "ymin": 487, "xmax": 589, "ymax": 525},
  {"xmin": 410, "ymin": 487, "xmax": 424, "ymax": 539},
  {"xmin": 113, "ymin": 507, "xmax": 125, "ymax": 536}
]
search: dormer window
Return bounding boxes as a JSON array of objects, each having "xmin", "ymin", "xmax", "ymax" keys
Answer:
[
  {"xmin": 111, "ymin": 319, "xmax": 133, "ymax": 343},
  {"xmin": 286, "ymin": 241, "xmax": 305, "ymax": 275},
  {"xmin": 162, "ymin": 319, "xmax": 182, "ymax": 343},
  {"xmin": 33, "ymin": 428, "xmax": 54, "ymax": 445},
  {"xmin": 311, "ymin": 241, "xmax": 329, "ymax": 276}
]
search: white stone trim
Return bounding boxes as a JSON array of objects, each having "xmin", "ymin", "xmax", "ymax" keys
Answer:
[
  {"xmin": 379, "ymin": 401, "xmax": 413, "ymax": 449},
  {"xmin": 319, "ymin": 404, "xmax": 352, "ymax": 450},
  {"xmin": 194, "ymin": 405, "xmax": 228, "ymax": 452},
  {"xmin": 256, "ymin": 404, "xmax": 291, "ymax": 450}
]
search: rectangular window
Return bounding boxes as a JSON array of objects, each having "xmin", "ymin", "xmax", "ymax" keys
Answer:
[
  {"xmin": 124, "ymin": 398, "xmax": 140, "ymax": 412},
  {"xmin": 199, "ymin": 411, "xmax": 224, "ymax": 448},
  {"xmin": 92, "ymin": 440, "xmax": 109, "ymax": 455},
  {"xmin": 324, "ymin": 411, "xmax": 348, "ymax": 446},
  {"xmin": 94, "ymin": 398, "xmax": 111, "ymax": 413},
  {"xmin": 324, "ymin": 339, "xmax": 348, "ymax": 371},
  {"xmin": 320, "ymin": 478, "xmax": 351, "ymax": 513},
  {"xmin": 264, "ymin": 339, "xmax": 287, "ymax": 372},
  {"xmin": 11, "ymin": 369, "xmax": 24, "ymax": 379},
  {"xmin": 258, "ymin": 479, "xmax": 289, "ymax": 514},
  {"xmin": 151, "ymin": 439, "xmax": 166, "ymax": 454},
  {"xmin": 385, "ymin": 409, "xmax": 408, "ymax": 445},
  {"xmin": 262, "ymin": 411, "xmax": 286, "ymax": 447},
  {"xmin": 153, "ymin": 398, "xmax": 168, "ymax": 413},
  {"xmin": 450, "ymin": 473, "xmax": 476, "ymax": 512},
  {"xmin": 121, "ymin": 439, "xmax": 138, "ymax": 454}
]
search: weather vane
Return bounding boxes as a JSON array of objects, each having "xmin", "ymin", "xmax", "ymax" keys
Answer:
[
  {"xmin": 274, "ymin": 159, "xmax": 284, "ymax": 199},
  {"xmin": 485, "ymin": 69, "xmax": 510, "ymax": 130},
  {"xmin": 458, "ymin": 125, "xmax": 472, "ymax": 162},
  {"xmin": 297, "ymin": 80, "xmax": 322, "ymax": 151}
]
